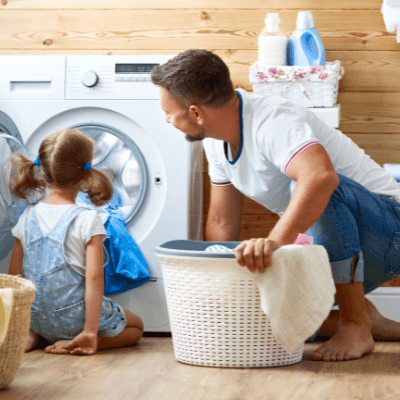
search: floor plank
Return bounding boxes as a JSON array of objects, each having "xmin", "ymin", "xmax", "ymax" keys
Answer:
[{"xmin": 2, "ymin": 338, "xmax": 400, "ymax": 400}]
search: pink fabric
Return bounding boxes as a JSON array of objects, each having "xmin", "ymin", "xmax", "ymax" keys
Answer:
[{"xmin": 294, "ymin": 233, "xmax": 314, "ymax": 245}]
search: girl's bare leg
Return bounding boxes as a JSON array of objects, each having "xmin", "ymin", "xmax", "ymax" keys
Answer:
[
  {"xmin": 24, "ymin": 329, "xmax": 39, "ymax": 352},
  {"xmin": 97, "ymin": 307, "xmax": 144, "ymax": 350}
]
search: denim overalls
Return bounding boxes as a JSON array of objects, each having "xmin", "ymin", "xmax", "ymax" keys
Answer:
[{"xmin": 22, "ymin": 205, "xmax": 126, "ymax": 344}]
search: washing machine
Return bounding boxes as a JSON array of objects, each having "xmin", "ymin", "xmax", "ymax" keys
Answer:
[{"xmin": 0, "ymin": 55, "xmax": 203, "ymax": 332}]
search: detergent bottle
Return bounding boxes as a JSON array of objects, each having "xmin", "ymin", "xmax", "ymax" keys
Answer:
[
  {"xmin": 287, "ymin": 11, "xmax": 326, "ymax": 66},
  {"xmin": 258, "ymin": 13, "xmax": 288, "ymax": 68}
]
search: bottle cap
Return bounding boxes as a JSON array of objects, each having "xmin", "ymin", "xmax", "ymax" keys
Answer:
[
  {"xmin": 265, "ymin": 13, "xmax": 280, "ymax": 32},
  {"xmin": 296, "ymin": 11, "xmax": 315, "ymax": 29}
]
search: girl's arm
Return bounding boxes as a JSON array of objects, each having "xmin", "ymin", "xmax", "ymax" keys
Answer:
[
  {"xmin": 59, "ymin": 234, "xmax": 104, "ymax": 355},
  {"xmin": 82, "ymin": 234, "xmax": 104, "ymax": 335},
  {"xmin": 8, "ymin": 238, "xmax": 24, "ymax": 276}
]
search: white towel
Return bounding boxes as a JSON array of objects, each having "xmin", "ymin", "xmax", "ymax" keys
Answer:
[
  {"xmin": 253, "ymin": 244, "xmax": 336, "ymax": 355},
  {"xmin": 0, "ymin": 288, "xmax": 13, "ymax": 348},
  {"xmin": 382, "ymin": 1, "xmax": 400, "ymax": 32}
]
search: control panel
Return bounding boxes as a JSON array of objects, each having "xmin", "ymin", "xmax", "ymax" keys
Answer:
[{"xmin": 66, "ymin": 55, "xmax": 174, "ymax": 100}]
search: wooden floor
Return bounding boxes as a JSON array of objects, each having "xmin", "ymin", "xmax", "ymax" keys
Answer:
[{"xmin": 3, "ymin": 337, "xmax": 400, "ymax": 400}]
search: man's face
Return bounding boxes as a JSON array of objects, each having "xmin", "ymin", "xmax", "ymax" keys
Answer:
[{"xmin": 159, "ymin": 87, "xmax": 206, "ymax": 142}]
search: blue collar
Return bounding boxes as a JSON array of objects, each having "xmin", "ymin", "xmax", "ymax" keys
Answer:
[{"xmin": 224, "ymin": 90, "xmax": 243, "ymax": 165}]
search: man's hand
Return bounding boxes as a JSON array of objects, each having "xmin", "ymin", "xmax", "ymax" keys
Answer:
[{"xmin": 235, "ymin": 238, "xmax": 281, "ymax": 273}]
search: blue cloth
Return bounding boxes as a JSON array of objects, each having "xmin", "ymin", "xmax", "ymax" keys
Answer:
[
  {"xmin": 205, "ymin": 245, "xmax": 235, "ymax": 253},
  {"xmin": 103, "ymin": 216, "xmax": 150, "ymax": 295},
  {"xmin": 23, "ymin": 205, "xmax": 127, "ymax": 344},
  {"xmin": 77, "ymin": 190, "xmax": 150, "ymax": 296},
  {"xmin": 290, "ymin": 174, "xmax": 400, "ymax": 340}
]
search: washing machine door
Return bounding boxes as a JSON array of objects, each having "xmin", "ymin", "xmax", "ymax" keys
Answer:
[{"xmin": 0, "ymin": 115, "xmax": 29, "ymax": 262}]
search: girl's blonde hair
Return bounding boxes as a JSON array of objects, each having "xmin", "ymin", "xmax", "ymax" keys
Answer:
[{"xmin": 10, "ymin": 129, "xmax": 113, "ymax": 206}]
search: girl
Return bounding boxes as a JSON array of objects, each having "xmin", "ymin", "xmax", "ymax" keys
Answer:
[{"xmin": 8, "ymin": 128, "xmax": 144, "ymax": 356}]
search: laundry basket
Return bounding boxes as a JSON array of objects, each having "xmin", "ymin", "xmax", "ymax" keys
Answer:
[
  {"xmin": 0, "ymin": 274, "xmax": 36, "ymax": 389},
  {"xmin": 249, "ymin": 60, "xmax": 344, "ymax": 108},
  {"xmin": 155, "ymin": 240, "xmax": 304, "ymax": 368}
]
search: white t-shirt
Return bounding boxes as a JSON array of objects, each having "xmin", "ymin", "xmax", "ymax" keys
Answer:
[
  {"xmin": 12, "ymin": 203, "xmax": 107, "ymax": 276},
  {"xmin": 203, "ymin": 89, "xmax": 400, "ymax": 216}
]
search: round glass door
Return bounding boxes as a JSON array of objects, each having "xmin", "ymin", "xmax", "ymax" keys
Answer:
[
  {"xmin": 0, "ymin": 112, "xmax": 27, "ymax": 262},
  {"xmin": 73, "ymin": 123, "xmax": 148, "ymax": 224}
]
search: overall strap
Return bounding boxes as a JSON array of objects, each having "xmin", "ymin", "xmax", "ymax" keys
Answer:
[
  {"xmin": 24, "ymin": 206, "xmax": 43, "ymax": 245},
  {"xmin": 47, "ymin": 205, "xmax": 88, "ymax": 242}
]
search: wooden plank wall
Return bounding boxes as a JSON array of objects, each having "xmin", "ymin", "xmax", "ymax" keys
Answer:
[{"xmin": 2, "ymin": 0, "xmax": 400, "ymax": 285}]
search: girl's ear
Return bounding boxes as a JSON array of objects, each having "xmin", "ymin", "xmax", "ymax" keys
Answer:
[{"xmin": 188, "ymin": 105, "xmax": 205, "ymax": 125}]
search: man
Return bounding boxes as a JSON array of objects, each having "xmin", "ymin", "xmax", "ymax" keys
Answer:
[{"xmin": 151, "ymin": 49, "xmax": 400, "ymax": 362}]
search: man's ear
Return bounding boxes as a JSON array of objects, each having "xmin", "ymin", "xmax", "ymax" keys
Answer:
[{"xmin": 188, "ymin": 105, "xmax": 205, "ymax": 125}]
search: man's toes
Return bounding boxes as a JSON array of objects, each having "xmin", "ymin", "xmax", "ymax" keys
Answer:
[
  {"xmin": 311, "ymin": 349, "xmax": 324, "ymax": 360},
  {"xmin": 322, "ymin": 351, "xmax": 334, "ymax": 362},
  {"xmin": 343, "ymin": 350, "xmax": 352, "ymax": 361},
  {"xmin": 336, "ymin": 350, "xmax": 346, "ymax": 361}
]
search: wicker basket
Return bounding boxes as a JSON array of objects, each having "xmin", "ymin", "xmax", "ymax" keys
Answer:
[
  {"xmin": 249, "ymin": 60, "xmax": 344, "ymax": 108},
  {"xmin": 0, "ymin": 274, "xmax": 36, "ymax": 389},
  {"xmin": 155, "ymin": 241, "xmax": 304, "ymax": 368}
]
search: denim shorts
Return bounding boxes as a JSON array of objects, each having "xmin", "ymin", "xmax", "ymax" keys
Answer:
[
  {"xmin": 290, "ymin": 174, "xmax": 400, "ymax": 339},
  {"xmin": 295, "ymin": 174, "xmax": 400, "ymax": 293},
  {"xmin": 31, "ymin": 296, "xmax": 127, "ymax": 343}
]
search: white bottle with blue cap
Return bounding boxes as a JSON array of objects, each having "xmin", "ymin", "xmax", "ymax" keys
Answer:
[{"xmin": 287, "ymin": 11, "xmax": 326, "ymax": 66}]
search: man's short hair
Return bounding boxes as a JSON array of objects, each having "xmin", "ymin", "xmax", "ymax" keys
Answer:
[{"xmin": 151, "ymin": 49, "xmax": 235, "ymax": 109}]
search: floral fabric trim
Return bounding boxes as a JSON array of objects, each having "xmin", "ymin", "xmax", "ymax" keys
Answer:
[
  {"xmin": 249, "ymin": 61, "xmax": 344, "ymax": 105},
  {"xmin": 249, "ymin": 60, "xmax": 344, "ymax": 84}
]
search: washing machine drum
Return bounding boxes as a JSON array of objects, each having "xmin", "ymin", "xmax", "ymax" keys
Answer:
[{"xmin": 73, "ymin": 124, "xmax": 148, "ymax": 224}]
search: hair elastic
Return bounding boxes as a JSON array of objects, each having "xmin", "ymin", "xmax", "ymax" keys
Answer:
[
  {"xmin": 84, "ymin": 162, "xmax": 92, "ymax": 172},
  {"xmin": 33, "ymin": 157, "xmax": 40, "ymax": 167}
]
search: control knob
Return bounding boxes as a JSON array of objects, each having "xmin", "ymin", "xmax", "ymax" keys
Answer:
[{"xmin": 82, "ymin": 70, "xmax": 99, "ymax": 87}]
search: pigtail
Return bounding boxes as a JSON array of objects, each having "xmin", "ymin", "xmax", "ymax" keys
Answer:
[
  {"xmin": 9, "ymin": 152, "xmax": 46, "ymax": 203},
  {"xmin": 84, "ymin": 168, "xmax": 114, "ymax": 207}
]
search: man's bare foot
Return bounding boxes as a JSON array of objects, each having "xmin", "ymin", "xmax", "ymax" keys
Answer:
[
  {"xmin": 24, "ymin": 329, "xmax": 39, "ymax": 352},
  {"xmin": 366, "ymin": 298, "xmax": 400, "ymax": 340},
  {"xmin": 44, "ymin": 340, "xmax": 72, "ymax": 354},
  {"xmin": 316, "ymin": 299, "xmax": 400, "ymax": 341},
  {"xmin": 311, "ymin": 323, "xmax": 375, "ymax": 361}
]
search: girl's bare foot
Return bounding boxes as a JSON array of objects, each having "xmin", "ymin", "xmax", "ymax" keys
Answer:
[
  {"xmin": 44, "ymin": 340, "xmax": 72, "ymax": 354},
  {"xmin": 24, "ymin": 329, "xmax": 39, "ymax": 352},
  {"xmin": 311, "ymin": 323, "xmax": 375, "ymax": 361}
]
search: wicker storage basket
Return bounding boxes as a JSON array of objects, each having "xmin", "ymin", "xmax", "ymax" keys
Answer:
[
  {"xmin": 155, "ymin": 240, "xmax": 304, "ymax": 368},
  {"xmin": 0, "ymin": 274, "xmax": 36, "ymax": 389},
  {"xmin": 249, "ymin": 60, "xmax": 344, "ymax": 108}
]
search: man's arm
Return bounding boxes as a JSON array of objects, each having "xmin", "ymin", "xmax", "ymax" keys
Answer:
[
  {"xmin": 205, "ymin": 183, "xmax": 244, "ymax": 241},
  {"xmin": 235, "ymin": 144, "xmax": 339, "ymax": 272}
]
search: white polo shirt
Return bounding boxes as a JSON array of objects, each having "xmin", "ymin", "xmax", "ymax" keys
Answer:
[{"xmin": 203, "ymin": 89, "xmax": 400, "ymax": 216}]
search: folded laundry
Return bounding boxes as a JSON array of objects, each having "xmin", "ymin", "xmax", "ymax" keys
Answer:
[
  {"xmin": 77, "ymin": 189, "xmax": 150, "ymax": 295},
  {"xmin": 381, "ymin": 1, "xmax": 400, "ymax": 32},
  {"xmin": 384, "ymin": 0, "xmax": 400, "ymax": 6}
]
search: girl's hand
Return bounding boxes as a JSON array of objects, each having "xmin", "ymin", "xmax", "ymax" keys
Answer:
[
  {"xmin": 235, "ymin": 238, "xmax": 281, "ymax": 273},
  {"xmin": 61, "ymin": 331, "xmax": 98, "ymax": 355}
]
